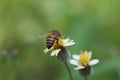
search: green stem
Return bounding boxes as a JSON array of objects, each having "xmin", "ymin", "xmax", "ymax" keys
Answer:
[
  {"xmin": 84, "ymin": 76, "xmax": 88, "ymax": 80},
  {"xmin": 64, "ymin": 61, "xmax": 73, "ymax": 80}
]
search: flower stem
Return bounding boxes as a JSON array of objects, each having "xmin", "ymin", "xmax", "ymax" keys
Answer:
[
  {"xmin": 84, "ymin": 76, "xmax": 88, "ymax": 80},
  {"xmin": 64, "ymin": 61, "xmax": 73, "ymax": 80}
]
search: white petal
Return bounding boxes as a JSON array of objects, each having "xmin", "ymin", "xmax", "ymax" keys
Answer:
[
  {"xmin": 74, "ymin": 65, "xmax": 85, "ymax": 70},
  {"xmin": 89, "ymin": 59, "xmax": 99, "ymax": 66},
  {"xmin": 51, "ymin": 49, "xmax": 61, "ymax": 56},
  {"xmin": 63, "ymin": 38, "xmax": 70, "ymax": 43},
  {"xmin": 88, "ymin": 51, "xmax": 92, "ymax": 59},
  {"xmin": 63, "ymin": 38, "xmax": 75, "ymax": 46},
  {"xmin": 69, "ymin": 59, "xmax": 78, "ymax": 66},
  {"xmin": 43, "ymin": 48, "xmax": 50, "ymax": 54},
  {"xmin": 72, "ymin": 54, "xmax": 79, "ymax": 60}
]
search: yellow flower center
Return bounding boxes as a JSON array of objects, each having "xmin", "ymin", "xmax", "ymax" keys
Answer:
[
  {"xmin": 58, "ymin": 38, "xmax": 64, "ymax": 46},
  {"xmin": 52, "ymin": 38, "xmax": 64, "ymax": 49},
  {"xmin": 79, "ymin": 52, "xmax": 90, "ymax": 66}
]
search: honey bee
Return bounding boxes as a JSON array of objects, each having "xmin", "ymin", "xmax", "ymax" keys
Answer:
[
  {"xmin": 38, "ymin": 30, "xmax": 62, "ymax": 49},
  {"xmin": 46, "ymin": 30, "xmax": 61, "ymax": 49}
]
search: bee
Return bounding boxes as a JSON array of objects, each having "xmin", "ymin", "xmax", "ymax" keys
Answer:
[
  {"xmin": 46, "ymin": 30, "xmax": 61, "ymax": 49},
  {"xmin": 38, "ymin": 30, "xmax": 62, "ymax": 49}
]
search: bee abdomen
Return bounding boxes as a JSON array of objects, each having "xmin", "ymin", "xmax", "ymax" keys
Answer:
[
  {"xmin": 46, "ymin": 37, "xmax": 55, "ymax": 49},
  {"xmin": 47, "ymin": 44, "xmax": 53, "ymax": 49},
  {"xmin": 46, "ymin": 30, "xmax": 61, "ymax": 49}
]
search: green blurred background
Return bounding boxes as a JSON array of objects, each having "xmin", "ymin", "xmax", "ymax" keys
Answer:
[{"xmin": 0, "ymin": 0, "xmax": 120, "ymax": 80}]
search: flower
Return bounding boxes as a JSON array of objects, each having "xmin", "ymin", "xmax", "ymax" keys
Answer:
[
  {"xmin": 43, "ymin": 37, "xmax": 75, "ymax": 56},
  {"xmin": 70, "ymin": 51, "xmax": 99, "ymax": 77},
  {"xmin": 70, "ymin": 51, "xmax": 99, "ymax": 70}
]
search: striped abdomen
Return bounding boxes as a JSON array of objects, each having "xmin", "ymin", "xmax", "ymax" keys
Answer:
[{"xmin": 46, "ymin": 30, "xmax": 61, "ymax": 49}]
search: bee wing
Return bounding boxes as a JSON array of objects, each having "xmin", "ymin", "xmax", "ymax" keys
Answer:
[{"xmin": 37, "ymin": 33, "xmax": 48, "ymax": 38}]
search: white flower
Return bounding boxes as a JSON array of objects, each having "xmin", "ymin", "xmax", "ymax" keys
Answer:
[
  {"xmin": 70, "ymin": 51, "xmax": 99, "ymax": 70},
  {"xmin": 63, "ymin": 38, "xmax": 75, "ymax": 46},
  {"xmin": 43, "ymin": 37, "xmax": 75, "ymax": 56}
]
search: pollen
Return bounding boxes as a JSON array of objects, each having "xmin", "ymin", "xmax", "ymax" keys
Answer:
[
  {"xmin": 58, "ymin": 38, "xmax": 64, "ymax": 46},
  {"xmin": 52, "ymin": 40, "xmax": 58, "ymax": 49},
  {"xmin": 79, "ymin": 51, "xmax": 90, "ymax": 66},
  {"xmin": 52, "ymin": 38, "xmax": 64, "ymax": 49}
]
